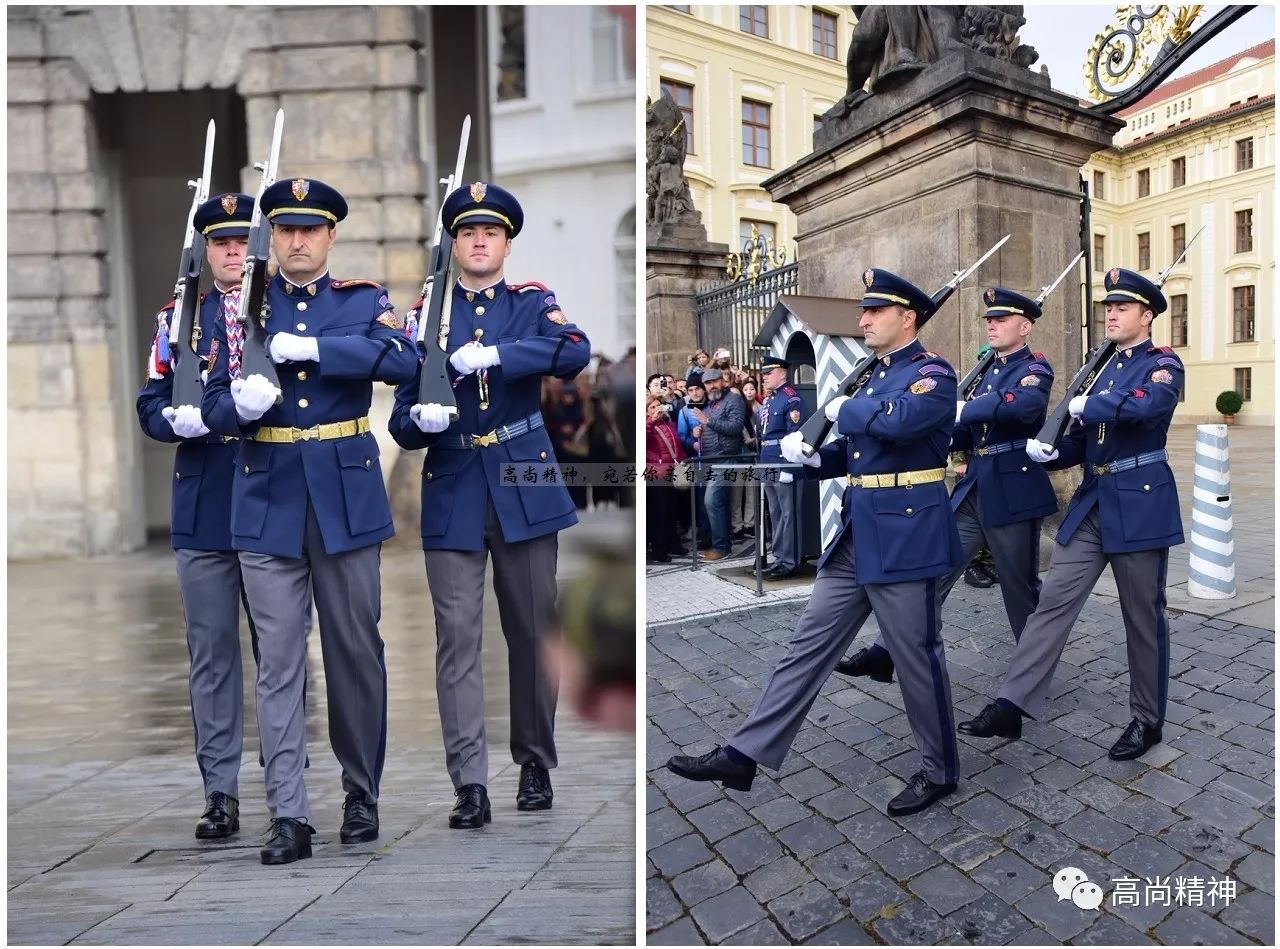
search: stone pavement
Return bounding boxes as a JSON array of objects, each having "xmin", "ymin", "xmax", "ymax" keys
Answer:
[
  {"xmin": 9, "ymin": 508, "xmax": 636, "ymax": 946},
  {"xmin": 646, "ymin": 426, "xmax": 1274, "ymax": 944}
]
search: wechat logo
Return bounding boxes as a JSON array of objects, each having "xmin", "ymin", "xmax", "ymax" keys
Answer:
[{"xmin": 1053, "ymin": 867, "xmax": 1104, "ymax": 910}]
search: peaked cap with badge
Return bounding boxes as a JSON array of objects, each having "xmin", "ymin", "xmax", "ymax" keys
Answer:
[
  {"xmin": 761, "ymin": 355, "xmax": 790, "ymax": 371},
  {"xmin": 442, "ymin": 181, "xmax": 524, "ymax": 238},
  {"xmin": 1102, "ymin": 267, "xmax": 1167, "ymax": 314},
  {"xmin": 981, "ymin": 287, "xmax": 1042, "ymax": 321},
  {"xmin": 859, "ymin": 268, "xmax": 936, "ymax": 323},
  {"xmin": 260, "ymin": 178, "xmax": 348, "ymax": 227},
  {"xmin": 194, "ymin": 193, "xmax": 254, "ymax": 238}
]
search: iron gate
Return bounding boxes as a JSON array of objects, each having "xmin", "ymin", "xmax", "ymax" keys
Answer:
[{"xmin": 694, "ymin": 261, "xmax": 799, "ymax": 370}]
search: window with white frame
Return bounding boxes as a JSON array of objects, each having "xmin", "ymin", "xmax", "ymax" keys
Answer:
[{"xmin": 591, "ymin": 7, "xmax": 634, "ymax": 88}]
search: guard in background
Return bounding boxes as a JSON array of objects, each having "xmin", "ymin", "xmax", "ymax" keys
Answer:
[
  {"xmin": 668, "ymin": 269, "xmax": 964, "ymax": 816},
  {"xmin": 202, "ymin": 179, "xmax": 418, "ymax": 863},
  {"xmin": 137, "ymin": 193, "xmax": 257, "ymax": 841},
  {"xmin": 389, "ymin": 182, "xmax": 590, "ymax": 830},
  {"xmin": 837, "ymin": 287, "xmax": 1056, "ymax": 682},
  {"xmin": 959, "ymin": 268, "xmax": 1184, "ymax": 761},
  {"xmin": 757, "ymin": 356, "xmax": 804, "ymax": 579}
]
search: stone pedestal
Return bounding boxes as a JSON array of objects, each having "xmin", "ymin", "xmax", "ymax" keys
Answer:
[
  {"xmin": 764, "ymin": 50, "xmax": 1123, "ymax": 522},
  {"xmin": 766, "ymin": 49, "xmax": 1123, "ymax": 403},
  {"xmin": 645, "ymin": 225, "xmax": 729, "ymax": 376}
]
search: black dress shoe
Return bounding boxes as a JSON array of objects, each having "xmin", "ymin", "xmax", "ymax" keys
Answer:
[
  {"xmin": 834, "ymin": 646, "xmax": 895, "ymax": 683},
  {"xmin": 339, "ymin": 793, "xmax": 379, "ymax": 843},
  {"xmin": 666, "ymin": 746, "xmax": 757, "ymax": 792},
  {"xmin": 449, "ymin": 784, "xmax": 491, "ymax": 829},
  {"xmin": 765, "ymin": 565, "xmax": 797, "ymax": 580},
  {"xmin": 887, "ymin": 770, "xmax": 957, "ymax": 816},
  {"xmin": 195, "ymin": 791, "xmax": 239, "ymax": 839},
  {"xmin": 957, "ymin": 702, "xmax": 1022, "ymax": 739},
  {"xmin": 1108, "ymin": 719, "xmax": 1163, "ymax": 760},
  {"xmin": 260, "ymin": 817, "xmax": 314, "ymax": 865},
  {"xmin": 964, "ymin": 563, "xmax": 997, "ymax": 588},
  {"xmin": 516, "ymin": 764, "xmax": 554, "ymax": 811}
]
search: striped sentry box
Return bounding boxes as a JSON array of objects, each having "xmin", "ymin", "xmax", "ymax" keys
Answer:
[{"xmin": 1188, "ymin": 424, "xmax": 1236, "ymax": 599}]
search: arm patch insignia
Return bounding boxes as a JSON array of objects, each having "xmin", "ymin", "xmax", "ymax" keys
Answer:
[
  {"xmin": 1150, "ymin": 368, "xmax": 1174, "ymax": 384},
  {"xmin": 918, "ymin": 363, "xmax": 952, "ymax": 377},
  {"xmin": 1027, "ymin": 362, "xmax": 1050, "ymax": 374},
  {"xmin": 788, "ymin": 409, "xmax": 801, "ymax": 423},
  {"xmin": 546, "ymin": 309, "xmax": 567, "ymax": 325},
  {"xmin": 376, "ymin": 310, "xmax": 402, "ymax": 330},
  {"xmin": 910, "ymin": 378, "xmax": 937, "ymax": 394},
  {"xmin": 1019, "ymin": 374, "xmax": 1040, "ymax": 387},
  {"xmin": 1156, "ymin": 356, "xmax": 1181, "ymax": 368}
]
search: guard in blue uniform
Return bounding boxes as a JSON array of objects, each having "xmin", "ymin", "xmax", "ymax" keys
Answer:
[
  {"xmin": 202, "ymin": 178, "xmax": 418, "ymax": 863},
  {"xmin": 136, "ymin": 193, "xmax": 258, "ymax": 841},
  {"xmin": 960, "ymin": 267, "xmax": 1184, "ymax": 761},
  {"xmin": 757, "ymin": 356, "xmax": 804, "ymax": 578},
  {"xmin": 389, "ymin": 182, "xmax": 590, "ymax": 829},
  {"xmin": 668, "ymin": 268, "xmax": 965, "ymax": 816},
  {"xmin": 837, "ymin": 287, "xmax": 1056, "ymax": 682}
]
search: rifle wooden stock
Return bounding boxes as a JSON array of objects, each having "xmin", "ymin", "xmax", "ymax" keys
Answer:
[
  {"xmin": 1036, "ymin": 340, "xmax": 1116, "ymax": 448},
  {"xmin": 416, "ymin": 239, "xmax": 458, "ymax": 412},
  {"xmin": 169, "ymin": 237, "xmax": 206, "ymax": 409},
  {"xmin": 958, "ymin": 348, "xmax": 996, "ymax": 401}
]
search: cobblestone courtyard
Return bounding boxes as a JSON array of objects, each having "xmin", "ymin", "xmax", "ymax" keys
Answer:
[{"xmin": 647, "ymin": 426, "xmax": 1274, "ymax": 945}]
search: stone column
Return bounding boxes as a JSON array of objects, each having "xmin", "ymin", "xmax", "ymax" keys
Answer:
[
  {"xmin": 646, "ymin": 223, "xmax": 730, "ymax": 376},
  {"xmin": 765, "ymin": 51, "xmax": 1124, "ymax": 404}
]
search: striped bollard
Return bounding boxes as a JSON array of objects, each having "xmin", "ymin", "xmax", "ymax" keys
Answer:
[{"xmin": 1188, "ymin": 424, "xmax": 1236, "ymax": 599}]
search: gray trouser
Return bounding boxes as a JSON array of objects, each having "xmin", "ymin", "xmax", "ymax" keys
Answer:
[
  {"xmin": 424, "ymin": 496, "xmax": 560, "ymax": 789},
  {"xmin": 731, "ymin": 541, "xmax": 959, "ymax": 785},
  {"xmin": 763, "ymin": 480, "xmax": 797, "ymax": 571},
  {"xmin": 999, "ymin": 509, "xmax": 1170, "ymax": 725},
  {"xmin": 239, "ymin": 503, "xmax": 386, "ymax": 822},
  {"xmin": 870, "ymin": 491, "xmax": 1042, "ymax": 652},
  {"xmin": 175, "ymin": 548, "xmax": 249, "ymax": 799}
]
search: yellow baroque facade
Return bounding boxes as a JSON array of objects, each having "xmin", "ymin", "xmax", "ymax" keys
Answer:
[
  {"xmin": 646, "ymin": 4, "xmax": 855, "ymax": 262},
  {"xmin": 1084, "ymin": 41, "xmax": 1275, "ymax": 426}
]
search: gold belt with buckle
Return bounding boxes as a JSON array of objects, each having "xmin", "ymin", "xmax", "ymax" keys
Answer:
[
  {"xmin": 252, "ymin": 416, "xmax": 371, "ymax": 443},
  {"xmin": 847, "ymin": 466, "xmax": 946, "ymax": 488}
]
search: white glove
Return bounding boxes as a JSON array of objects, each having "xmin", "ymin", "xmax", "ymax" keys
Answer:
[
  {"xmin": 824, "ymin": 395, "xmax": 850, "ymax": 422},
  {"xmin": 162, "ymin": 404, "xmax": 210, "ymax": 439},
  {"xmin": 449, "ymin": 343, "xmax": 501, "ymax": 376},
  {"xmin": 780, "ymin": 431, "xmax": 821, "ymax": 467},
  {"xmin": 1026, "ymin": 439, "xmax": 1059, "ymax": 463},
  {"xmin": 777, "ymin": 471, "xmax": 794, "ymax": 484},
  {"xmin": 410, "ymin": 403, "xmax": 453, "ymax": 434},
  {"xmin": 955, "ymin": 401, "xmax": 966, "ymax": 424},
  {"xmin": 269, "ymin": 332, "xmax": 319, "ymax": 364},
  {"xmin": 1068, "ymin": 395, "xmax": 1088, "ymax": 419},
  {"xmin": 230, "ymin": 374, "xmax": 280, "ymax": 422}
]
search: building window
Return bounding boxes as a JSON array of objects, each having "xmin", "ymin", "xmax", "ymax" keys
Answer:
[
  {"xmin": 812, "ymin": 9, "xmax": 838, "ymax": 59},
  {"xmin": 660, "ymin": 79, "xmax": 695, "ymax": 154},
  {"xmin": 1170, "ymin": 294, "xmax": 1188, "ymax": 347},
  {"xmin": 615, "ymin": 208, "xmax": 636, "ymax": 344},
  {"xmin": 739, "ymin": 218, "xmax": 777, "ymax": 247},
  {"xmin": 740, "ymin": 5, "xmax": 768, "ymax": 37},
  {"xmin": 1137, "ymin": 232, "xmax": 1150, "ymax": 271},
  {"xmin": 1232, "ymin": 286, "xmax": 1255, "ymax": 342},
  {"xmin": 590, "ymin": 7, "xmax": 634, "ymax": 88},
  {"xmin": 1235, "ymin": 367, "xmax": 1252, "ymax": 402},
  {"xmin": 741, "ymin": 99, "xmax": 771, "ymax": 168},
  {"xmin": 1235, "ymin": 209, "xmax": 1253, "ymax": 253},
  {"xmin": 1236, "ymin": 137, "xmax": 1254, "ymax": 171},
  {"xmin": 1092, "ymin": 170, "xmax": 1105, "ymax": 200},
  {"xmin": 1137, "ymin": 168, "xmax": 1150, "ymax": 197},
  {"xmin": 1171, "ymin": 156, "xmax": 1186, "ymax": 188},
  {"xmin": 1094, "ymin": 233, "xmax": 1105, "ymax": 266},
  {"xmin": 1091, "ymin": 302, "xmax": 1105, "ymax": 348},
  {"xmin": 1172, "ymin": 223, "xmax": 1186, "ymax": 261},
  {"xmin": 496, "ymin": 6, "xmax": 526, "ymax": 102},
  {"xmin": 668, "ymin": 5, "xmax": 691, "ymax": 12}
]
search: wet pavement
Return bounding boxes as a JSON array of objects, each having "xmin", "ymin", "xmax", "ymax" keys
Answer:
[{"xmin": 8, "ymin": 507, "xmax": 637, "ymax": 946}]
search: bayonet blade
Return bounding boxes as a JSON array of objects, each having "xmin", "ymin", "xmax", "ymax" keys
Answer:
[
  {"xmin": 1157, "ymin": 224, "xmax": 1204, "ymax": 286},
  {"xmin": 1034, "ymin": 251, "xmax": 1084, "ymax": 304},
  {"xmin": 948, "ymin": 234, "xmax": 1009, "ymax": 289}
]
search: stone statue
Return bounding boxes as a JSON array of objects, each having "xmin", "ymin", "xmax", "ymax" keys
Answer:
[
  {"xmin": 835, "ymin": 5, "xmax": 1039, "ymax": 116},
  {"xmin": 645, "ymin": 92, "xmax": 701, "ymax": 228}
]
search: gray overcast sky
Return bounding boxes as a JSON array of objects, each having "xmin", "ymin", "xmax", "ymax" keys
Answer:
[{"xmin": 1016, "ymin": 4, "xmax": 1276, "ymax": 101}]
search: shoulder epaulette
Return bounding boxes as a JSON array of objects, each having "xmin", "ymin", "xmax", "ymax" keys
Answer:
[
  {"xmin": 1151, "ymin": 345, "xmax": 1174, "ymax": 355},
  {"xmin": 508, "ymin": 281, "xmax": 550, "ymax": 293},
  {"xmin": 330, "ymin": 278, "xmax": 382, "ymax": 290},
  {"xmin": 198, "ymin": 291, "xmax": 208, "ymax": 303},
  {"xmin": 157, "ymin": 298, "xmax": 177, "ymax": 313},
  {"xmin": 1033, "ymin": 351, "xmax": 1046, "ymax": 360}
]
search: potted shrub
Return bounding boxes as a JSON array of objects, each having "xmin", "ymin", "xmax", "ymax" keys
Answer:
[{"xmin": 1215, "ymin": 389, "xmax": 1244, "ymax": 425}]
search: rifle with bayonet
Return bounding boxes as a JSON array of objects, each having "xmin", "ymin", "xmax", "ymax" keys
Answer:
[
  {"xmin": 797, "ymin": 234, "xmax": 1010, "ymax": 457},
  {"xmin": 959, "ymin": 250, "xmax": 1084, "ymax": 402},
  {"xmin": 1037, "ymin": 228, "xmax": 1202, "ymax": 448},
  {"xmin": 234, "ymin": 108, "xmax": 284, "ymax": 395},
  {"xmin": 416, "ymin": 115, "xmax": 472, "ymax": 414},
  {"xmin": 168, "ymin": 119, "xmax": 215, "ymax": 410}
]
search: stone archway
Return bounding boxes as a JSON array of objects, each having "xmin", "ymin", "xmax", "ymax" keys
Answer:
[{"xmin": 7, "ymin": 6, "xmax": 485, "ymax": 558}]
